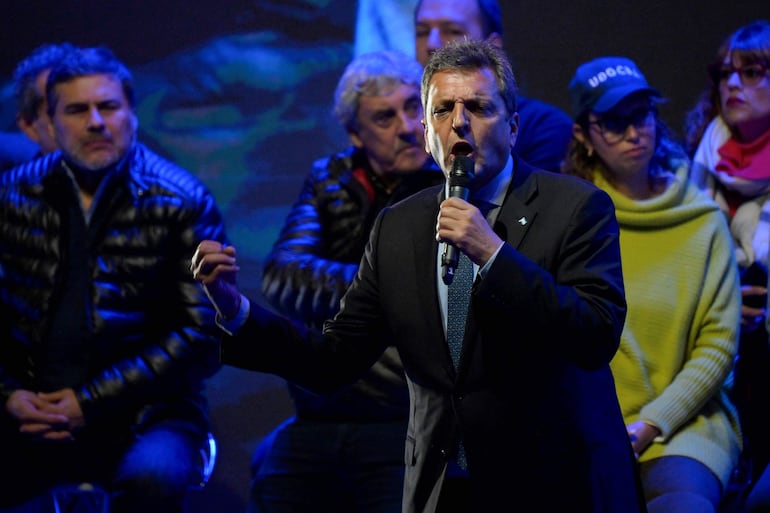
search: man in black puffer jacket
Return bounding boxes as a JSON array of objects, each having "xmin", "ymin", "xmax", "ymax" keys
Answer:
[
  {"xmin": 249, "ymin": 50, "xmax": 443, "ymax": 513},
  {"xmin": 0, "ymin": 46, "xmax": 227, "ymax": 513}
]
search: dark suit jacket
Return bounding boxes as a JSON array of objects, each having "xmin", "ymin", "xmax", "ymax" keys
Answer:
[{"xmin": 223, "ymin": 156, "xmax": 646, "ymax": 513}]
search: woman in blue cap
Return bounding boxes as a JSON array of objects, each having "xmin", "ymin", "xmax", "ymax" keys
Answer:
[{"xmin": 562, "ymin": 56, "xmax": 743, "ymax": 513}]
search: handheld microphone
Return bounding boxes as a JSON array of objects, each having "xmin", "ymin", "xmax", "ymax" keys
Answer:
[{"xmin": 441, "ymin": 154, "xmax": 474, "ymax": 285}]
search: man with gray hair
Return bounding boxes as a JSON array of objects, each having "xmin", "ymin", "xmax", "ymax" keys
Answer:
[{"xmin": 247, "ymin": 50, "xmax": 442, "ymax": 513}]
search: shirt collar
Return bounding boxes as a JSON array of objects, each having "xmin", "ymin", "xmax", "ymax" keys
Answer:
[{"xmin": 472, "ymin": 154, "xmax": 513, "ymax": 208}]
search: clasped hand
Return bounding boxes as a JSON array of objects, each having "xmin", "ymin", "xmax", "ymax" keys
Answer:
[{"xmin": 6, "ymin": 388, "xmax": 84, "ymax": 441}]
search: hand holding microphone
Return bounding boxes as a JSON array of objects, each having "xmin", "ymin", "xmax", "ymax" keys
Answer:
[{"xmin": 441, "ymin": 155, "xmax": 474, "ymax": 285}]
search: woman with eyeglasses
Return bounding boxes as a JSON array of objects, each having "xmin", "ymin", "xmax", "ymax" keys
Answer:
[
  {"xmin": 685, "ymin": 19, "xmax": 770, "ymax": 513},
  {"xmin": 562, "ymin": 56, "xmax": 742, "ymax": 513}
]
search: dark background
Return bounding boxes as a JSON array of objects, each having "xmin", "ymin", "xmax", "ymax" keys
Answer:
[{"xmin": 2, "ymin": 1, "xmax": 770, "ymax": 511}]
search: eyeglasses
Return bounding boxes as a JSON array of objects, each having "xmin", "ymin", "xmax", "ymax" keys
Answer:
[
  {"xmin": 588, "ymin": 109, "xmax": 656, "ymax": 145},
  {"xmin": 717, "ymin": 64, "xmax": 769, "ymax": 87}
]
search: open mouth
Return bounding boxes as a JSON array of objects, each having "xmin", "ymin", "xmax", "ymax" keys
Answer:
[{"xmin": 451, "ymin": 142, "xmax": 473, "ymax": 157}]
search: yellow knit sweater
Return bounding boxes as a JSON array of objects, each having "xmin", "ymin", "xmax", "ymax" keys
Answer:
[{"xmin": 594, "ymin": 164, "xmax": 742, "ymax": 488}]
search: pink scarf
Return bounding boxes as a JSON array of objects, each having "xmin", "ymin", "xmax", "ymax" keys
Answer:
[{"xmin": 716, "ymin": 127, "xmax": 770, "ymax": 180}]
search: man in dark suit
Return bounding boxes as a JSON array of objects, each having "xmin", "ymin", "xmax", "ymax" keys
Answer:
[{"xmin": 191, "ymin": 39, "xmax": 645, "ymax": 513}]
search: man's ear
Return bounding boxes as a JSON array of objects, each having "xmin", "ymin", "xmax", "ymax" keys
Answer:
[
  {"xmin": 17, "ymin": 115, "xmax": 41, "ymax": 144},
  {"xmin": 486, "ymin": 32, "xmax": 503, "ymax": 49},
  {"xmin": 348, "ymin": 130, "xmax": 363, "ymax": 149},
  {"xmin": 422, "ymin": 119, "xmax": 431, "ymax": 154},
  {"xmin": 508, "ymin": 112, "xmax": 519, "ymax": 150}
]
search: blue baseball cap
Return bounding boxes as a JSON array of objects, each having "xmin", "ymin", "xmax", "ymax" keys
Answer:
[{"xmin": 568, "ymin": 56, "xmax": 661, "ymax": 119}]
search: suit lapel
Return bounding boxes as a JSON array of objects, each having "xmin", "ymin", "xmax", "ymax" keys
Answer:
[
  {"xmin": 459, "ymin": 159, "xmax": 540, "ymax": 379},
  {"xmin": 493, "ymin": 157, "xmax": 538, "ymax": 250}
]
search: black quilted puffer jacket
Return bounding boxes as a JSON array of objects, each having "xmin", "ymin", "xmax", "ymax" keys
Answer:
[
  {"xmin": 261, "ymin": 146, "xmax": 443, "ymax": 421},
  {"xmin": 0, "ymin": 143, "xmax": 226, "ymax": 436}
]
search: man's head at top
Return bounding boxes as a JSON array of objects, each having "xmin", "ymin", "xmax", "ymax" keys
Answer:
[
  {"xmin": 421, "ymin": 39, "xmax": 518, "ymax": 191},
  {"xmin": 13, "ymin": 42, "xmax": 78, "ymax": 154},
  {"xmin": 334, "ymin": 50, "xmax": 429, "ymax": 187},
  {"xmin": 415, "ymin": 0, "xmax": 503, "ymax": 68},
  {"xmin": 46, "ymin": 46, "xmax": 138, "ymax": 174}
]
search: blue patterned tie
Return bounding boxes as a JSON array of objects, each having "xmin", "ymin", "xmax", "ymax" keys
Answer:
[
  {"xmin": 447, "ymin": 251, "xmax": 473, "ymax": 470},
  {"xmin": 447, "ymin": 252, "xmax": 472, "ymax": 369}
]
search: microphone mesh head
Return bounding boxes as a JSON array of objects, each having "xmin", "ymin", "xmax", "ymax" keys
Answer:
[{"xmin": 449, "ymin": 155, "xmax": 474, "ymax": 188}]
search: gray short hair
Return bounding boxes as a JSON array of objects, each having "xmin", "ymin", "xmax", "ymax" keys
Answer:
[{"xmin": 333, "ymin": 50, "xmax": 423, "ymax": 132}]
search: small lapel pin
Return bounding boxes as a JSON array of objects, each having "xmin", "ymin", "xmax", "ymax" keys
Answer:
[{"xmin": 518, "ymin": 216, "xmax": 527, "ymax": 226}]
